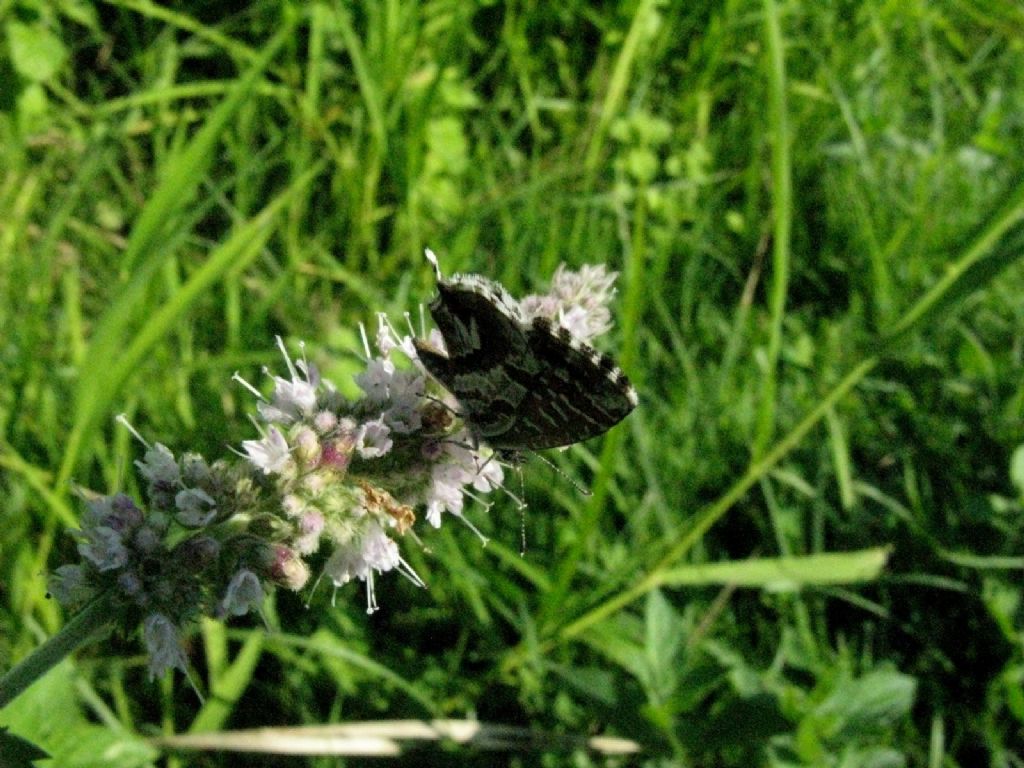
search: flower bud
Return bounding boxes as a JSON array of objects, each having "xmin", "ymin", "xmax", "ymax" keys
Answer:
[
  {"xmin": 109, "ymin": 494, "xmax": 144, "ymax": 530},
  {"xmin": 180, "ymin": 453, "xmax": 211, "ymax": 486},
  {"xmin": 174, "ymin": 488, "xmax": 217, "ymax": 527},
  {"xmin": 133, "ymin": 524, "xmax": 163, "ymax": 554},
  {"xmin": 49, "ymin": 564, "xmax": 94, "ymax": 607},
  {"xmin": 117, "ymin": 570, "xmax": 143, "ymax": 597},
  {"xmin": 176, "ymin": 535, "xmax": 221, "ymax": 571},
  {"xmin": 313, "ymin": 410, "xmax": 338, "ymax": 433},
  {"xmin": 218, "ymin": 569, "xmax": 264, "ymax": 618},
  {"xmin": 261, "ymin": 545, "xmax": 310, "ymax": 591},
  {"xmin": 293, "ymin": 426, "xmax": 321, "ymax": 466}
]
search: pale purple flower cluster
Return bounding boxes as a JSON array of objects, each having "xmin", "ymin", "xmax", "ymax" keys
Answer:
[
  {"xmin": 519, "ymin": 263, "xmax": 618, "ymax": 342},
  {"xmin": 49, "ymin": 437, "xmax": 283, "ymax": 679},
  {"xmin": 233, "ymin": 328, "xmax": 505, "ymax": 613},
  {"xmin": 51, "ymin": 258, "xmax": 622, "ymax": 682}
]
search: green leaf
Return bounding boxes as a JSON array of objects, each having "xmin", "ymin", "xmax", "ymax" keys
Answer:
[
  {"xmin": 55, "ymin": 21, "xmax": 300, "ymax": 488},
  {"xmin": 642, "ymin": 590, "xmax": 683, "ymax": 699},
  {"xmin": 814, "ymin": 669, "xmax": 917, "ymax": 740},
  {"xmin": 1010, "ymin": 444, "xmax": 1024, "ymax": 496},
  {"xmin": 5, "ymin": 21, "xmax": 68, "ymax": 82},
  {"xmin": 0, "ymin": 727, "xmax": 49, "ymax": 767},
  {"xmin": 0, "ymin": 660, "xmax": 156, "ymax": 767},
  {"xmin": 189, "ymin": 631, "xmax": 264, "ymax": 733},
  {"xmin": 657, "ymin": 547, "xmax": 891, "ymax": 591}
]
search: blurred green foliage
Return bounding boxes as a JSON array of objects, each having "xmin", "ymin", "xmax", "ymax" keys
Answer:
[{"xmin": 1, "ymin": 0, "xmax": 1023, "ymax": 765}]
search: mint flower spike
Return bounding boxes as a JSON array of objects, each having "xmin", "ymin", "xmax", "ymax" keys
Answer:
[
  {"xmin": 236, "ymin": 329, "xmax": 515, "ymax": 611},
  {"xmin": 52, "ymin": 417, "xmax": 303, "ymax": 689}
]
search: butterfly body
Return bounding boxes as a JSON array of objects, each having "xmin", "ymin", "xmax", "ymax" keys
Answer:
[{"xmin": 414, "ymin": 268, "xmax": 637, "ymax": 452}]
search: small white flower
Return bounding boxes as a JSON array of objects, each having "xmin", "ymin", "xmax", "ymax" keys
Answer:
[
  {"xmin": 242, "ymin": 427, "xmax": 292, "ymax": 474},
  {"xmin": 323, "ymin": 544, "xmax": 364, "ymax": 587},
  {"xmin": 143, "ymin": 613, "xmax": 188, "ymax": 680},
  {"xmin": 219, "ymin": 569, "xmax": 264, "ymax": 618},
  {"xmin": 381, "ymin": 370, "xmax": 425, "ymax": 433},
  {"xmin": 324, "ymin": 524, "xmax": 398, "ymax": 586},
  {"xmin": 258, "ymin": 373, "xmax": 317, "ymax": 424},
  {"xmin": 356, "ymin": 419, "xmax": 393, "ymax": 459},
  {"xmin": 472, "ymin": 454, "xmax": 504, "ymax": 493},
  {"xmin": 519, "ymin": 263, "xmax": 618, "ymax": 342},
  {"xmin": 375, "ymin": 314, "xmax": 402, "ymax": 356},
  {"xmin": 135, "ymin": 444, "xmax": 180, "ymax": 487},
  {"xmin": 78, "ymin": 526, "xmax": 129, "ymax": 571},
  {"xmin": 174, "ymin": 488, "xmax": 217, "ymax": 527},
  {"xmin": 313, "ymin": 410, "xmax": 338, "ymax": 433},
  {"xmin": 360, "ymin": 524, "xmax": 401, "ymax": 573},
  {"xmin": 255, "ymin": 337, "xmax": 321, "ymax": 423},
  {"xmin": 354, "ymin": 358, "xmax": 397, "ymax": 402},
  {"xmin": 425, "ymin": 480, "xmax": 464, "ymax": 527}
]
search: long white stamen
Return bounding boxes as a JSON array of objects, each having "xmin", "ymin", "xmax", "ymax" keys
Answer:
[
  {"xmin": 232, "ymin": 372, "xmax": 266, "ymax": 401},
  {"xmin": 305, "ymin": 570, "xmax": 326, "ymax": 609},
  {"xmin": 115, "ymin": 414, "xmax": 151, "ymax": 449},
  {"xmin": 397, "ymin": 557, "xmax": 426, "ymax": 588},
  {"xmin": 365, "ymin": 572, "xmax": 377, "ymax": 614},
  {"xmin": 491, "ymin": 475, "xmax": 527, "ymax": 510},
  {"xmin": 463, "ymin": 488, "xmax": 494, "ymax": 511},
  {"xmin": 298, "ymin": 340, "xmax": 309, "ymax": 382},
  {"xmin": 276, "ymin": 335, "xmax": 298, "ymax": 381},
  {"xmin": 453, "ymin": 512, "xmax": 489, "ymax": 546},
  {"xmin": 358, "ymin": 322, "xmax": 372, "ymax": 360},
  {"xmin": 403, "ymin": 311, "xmax": 416, "ymax": 340}
]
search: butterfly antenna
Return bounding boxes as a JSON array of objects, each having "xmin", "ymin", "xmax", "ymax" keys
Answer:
[
  {"xmin": 472, "ymin": 454, "xmax": 527, "ymax": 510},
  {"xmin": 424, "ymin": 248, "xmax": 443, "ymax": 281},
  {"xmin": 527, "ymin": 450, "xmax": 592, "ymax": 497},
  {"xmin": 517, "ymin": 463, "xmax": 528, "ymax": 556}
]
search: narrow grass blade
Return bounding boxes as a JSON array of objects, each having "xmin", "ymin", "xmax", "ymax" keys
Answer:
[
  {"xmin": 880, "ymin": 177, "xmax": 1024, "ymax": 345},
  {"xmin": 58, "ymin": 26, "xmax": 295, "ymax": 489},
  {"xmin": 753, "ymin": 0, "xmax": 793, "ymax": 456},
  {"xmin": 73, "ymin": 162, "xmax": 321, "ymax": 478},
  {"xmin": 657, "ymin": 547, "xmax": 890, "ymax": 590},
  {"xmin": 188, "ymin": 631, "xmax": 264, "ymax": 734},
  {"xmin": 102, "ymin": 0, "xmax": 260, "ymax": 64},
  {"xmin": 552, "ymin": 185, "xmax": 1024, "ymax": 647},
  {"xmin": 261, "ymin": 631, "xmax": 438, "ymax": 715}
]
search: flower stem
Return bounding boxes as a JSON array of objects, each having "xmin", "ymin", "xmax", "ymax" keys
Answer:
[{"xmin": 0, "ymin": 591, "xmax": 117, "ymax": 709}]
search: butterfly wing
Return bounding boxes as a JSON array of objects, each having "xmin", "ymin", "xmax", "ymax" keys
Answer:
[
  {"xmin": 485, "ymin": 317, "xmax": 637, "ymax": 450},
  {"xmin": 415, "ymin": 274, "xmax": 637, "ymax": 452},
  {"xmin": 413, "ymin": 279, "xmax": 534, "ymax": 443}
]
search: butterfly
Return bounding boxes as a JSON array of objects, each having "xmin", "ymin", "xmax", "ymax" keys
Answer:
[{"xmin": 413, "ymin": 253, "xmax": 637, "ymax": 453}]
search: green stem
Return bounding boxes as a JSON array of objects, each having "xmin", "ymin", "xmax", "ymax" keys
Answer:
[
  {"xmin": 0, "ymin": 592, "xmax": 117, "ymax": 710},
  {"xmin": 754, "ymin": 0, "xmax": 792, "ymax": 457}
]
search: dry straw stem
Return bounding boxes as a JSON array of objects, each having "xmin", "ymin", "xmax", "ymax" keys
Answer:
[{"xmin": 153, "ymin": 719, "xmax": 641, "ymax": 757}]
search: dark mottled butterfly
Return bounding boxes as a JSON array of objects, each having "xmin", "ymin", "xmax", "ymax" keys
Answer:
[{"xmin": 413, "ymin": 253, "xmax": 637, "ymax": 452}]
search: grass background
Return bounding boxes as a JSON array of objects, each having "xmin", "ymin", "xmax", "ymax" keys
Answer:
[{"xmin": 2, "ymin": 0, "xmax": 1024, "ymax": 765}]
